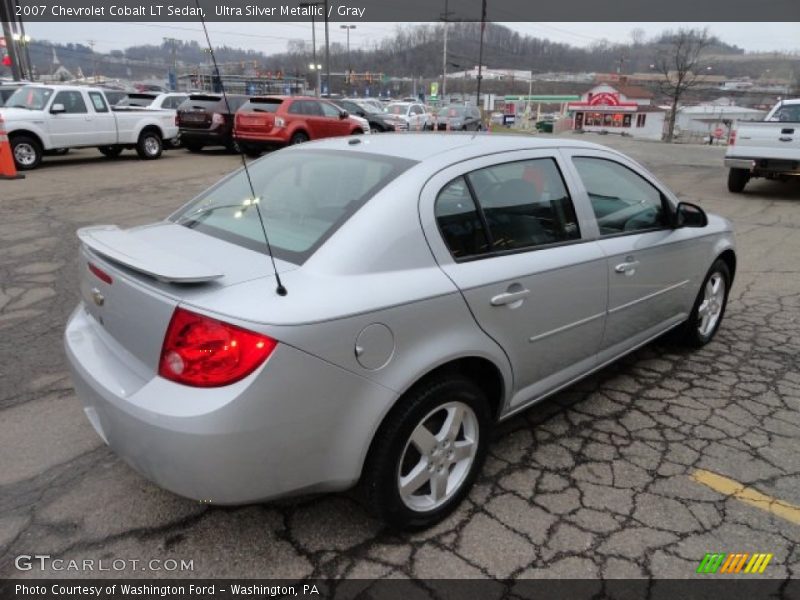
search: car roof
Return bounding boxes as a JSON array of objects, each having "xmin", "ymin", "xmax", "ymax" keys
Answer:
[{"xmin": 304, "ymin": 133, "xmax": 615, "ymax": 162}]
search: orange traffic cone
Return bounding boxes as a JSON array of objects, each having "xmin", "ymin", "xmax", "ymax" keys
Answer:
[{"xmin": 0, "ymin": 116, "xmax": 25, "ymax": 180}]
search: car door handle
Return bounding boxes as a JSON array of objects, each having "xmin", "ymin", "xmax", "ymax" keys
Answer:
[
  {"xmin": 615, "ymin": 260, "xmax": 640, "ymax": 274},
  {"xmin": 779, "ymin": 137, "xmax": 793, "ymax": 142},
  {"xmin": 490, "ymin": 289, "xmax": 530, "ymax": 306}
]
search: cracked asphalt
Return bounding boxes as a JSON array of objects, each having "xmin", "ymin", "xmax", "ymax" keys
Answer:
[{"xmin": 1, "ymin": 134, "xmax": 799, "ymax": 580}]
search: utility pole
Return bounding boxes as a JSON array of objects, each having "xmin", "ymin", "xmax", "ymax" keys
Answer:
[
  {"xmin": 299, "ymin": 1, "xmax": 323, "ymax": 96},
  {"xmin": 476, "ymin": 0, "xmax": 486, "ymax": 109},
  {"xmin": 0, "ymin": 0, "xmax": 22, "ymax": 80},
  {"xmin": 88, "ymin": 39, "xmax": 96, "ymax": 82},
  {"xmin": 164, "ymin": 37, "xmax": 179, "ymax": 90},
  {"xmin": 441, "ymin": 0, "xmax": 453, "ymax": 99}
]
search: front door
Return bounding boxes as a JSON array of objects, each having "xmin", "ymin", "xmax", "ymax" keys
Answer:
[
  {"xmin": 47, "ymin": 90, "xmax": 92, "ymax": 147},
  {"xmin": 565, "ymin": 152, "xmax": 704, "ymax": 356},
  {"xmin": 320, "ymin": 101, "xmax": 351, "ymax": 136},
  {"xmin": 420, "ymin": 151, "xmax": 608, "ymax": 406}
]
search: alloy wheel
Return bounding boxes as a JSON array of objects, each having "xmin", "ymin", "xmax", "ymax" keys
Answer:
[{"xmin": 697, "ymin": 272, "xmax": 725, "ymax": 337}]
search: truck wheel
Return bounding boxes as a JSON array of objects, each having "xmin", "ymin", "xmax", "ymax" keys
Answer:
[
  {"xmin": 727, "ymin": 168, "xmax": 749, "ymax": 193},
  {"xmin": 98, "ymin": 146, "xmax": 123, "ymax": 158},
  {"xmin": 361, "ymin": 374, "xmax": 492, "ymax": 530},
  {"xmin": 136, "ymin": 130, "xmax": 163, "ymax": 160},
  {"xmin": 11, "ymin": 135, "xmax": 42, "ymax": 170}
]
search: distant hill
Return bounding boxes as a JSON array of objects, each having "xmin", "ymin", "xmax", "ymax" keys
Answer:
[{"xmin": 14, "ymin": 22, "xmax": 799, "ymax": 90}]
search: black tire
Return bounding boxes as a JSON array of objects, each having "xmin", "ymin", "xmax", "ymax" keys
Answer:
[
  {"xmin": 289, "ymin": 131, "xmax": 309, "ymax": 145},
  {"xmin": 185, "ymin": 143, "xmax": 204, "ymax": 153},
  {"xmin": 10, "ymin": 135, "xmax": 42, "ymax": 170},
  {"xmin": 136, "ymin": 130, "xmax": 163, "ymax": 160},
  {"xmin": 727, "ymin": 168, "xmax": 749, "ymax": 193},
  {"xmin": 361, "ymin": 374, "xmax": 492, "ymax": 530},
  {"xmin": 98, "ymin": 146, "xmax": 123, "ymax": 158},
  {"xmin": 674, "ymin": 259, "xmax": 731, "ymax": 347}
]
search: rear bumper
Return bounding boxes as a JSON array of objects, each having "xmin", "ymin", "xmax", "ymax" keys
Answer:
[
  {"xmin": 725, "ymin": 156, "xmax": 800, "ymax": 174},
  {"xmin": 233, "ymin": 130, "xmax": 288, "ymax": 145},
  {"xmin": 64, "ymin": 304, "xmax": 396, "ymax": 504},
  {"xmin": 179, "ymin": 128, "xmax": 232, "ymax": 147}
]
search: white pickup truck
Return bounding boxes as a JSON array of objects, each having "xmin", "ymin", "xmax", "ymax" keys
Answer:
[
  {"xmin": 0, "ymin": 84, "xmax": 179, "ymax": 170},
  {"xmin": 725, "ymin": 98, "xmax": 800, "ymax": 193}
]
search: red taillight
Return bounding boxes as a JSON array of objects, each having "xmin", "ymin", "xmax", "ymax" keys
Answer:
[
  {"xmin": 159, "ymin": 307, "xmax": 277, "ymax": 387},
  {"xmin": 175, "ymin": 114, "xmax": 180, "ymax": 126},
  {"xmin": 88, "ymin": 262, "xmax": 113, "ymax": 285},
  {"xmin": 729, "ymin": 129, "xmax": 736, "ymax": 146}
]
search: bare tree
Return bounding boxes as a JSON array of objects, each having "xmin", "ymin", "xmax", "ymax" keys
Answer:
[
  {"xmin": 630, "ymin": 27, "xmax": 646, "ymax": 47},
  {"xmin": 654, "ymin": 27, "xmax": 713, "ymax": 142}
]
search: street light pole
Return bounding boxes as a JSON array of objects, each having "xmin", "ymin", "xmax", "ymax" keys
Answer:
[
  {"xmin": 476, "ymin": 0, "xmax": 486, "ymax": 109},
  {"xmin": 323, "ymin": 0, "xmax": 330, "ymax": 96},
  {"xmin": 340, "ymin": 24, "xmax": 355, "ymax": 90}
]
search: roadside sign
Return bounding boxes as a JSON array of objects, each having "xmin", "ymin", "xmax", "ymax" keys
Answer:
[
  {"xmin": 430, "ymin": 82, "xmax": 438, "ymax": 100},
  {"xmin": 714, "ymin": 127, "xmax": 724, "ymax": 138}
]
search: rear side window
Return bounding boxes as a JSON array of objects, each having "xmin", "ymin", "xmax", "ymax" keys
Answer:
[
  {"xmin": 244, "ymin": 98, "xmax": 283, "ymax": 113},
  {"xmin": 435, "ymin": 158, "xmax": 580, "ymax": 259},
  {"xmin": 88, "ymin": 92, "xmax": 108, "ymax": 112},
  {"xmin": 434, "ymin": 177, "xmax": 490, "ymax": 258},
  {"xmin": 172, "ymin": 150, "xmax": 416, "ymax": 264}
]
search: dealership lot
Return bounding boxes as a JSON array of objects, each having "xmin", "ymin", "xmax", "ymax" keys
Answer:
[{"xmin": 1, "ymin": 136, "xmax": 799, "ymax": 579}]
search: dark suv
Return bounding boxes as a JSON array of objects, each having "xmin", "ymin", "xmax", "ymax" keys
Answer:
[{"xmin": 176, "ymin": 93, "xmax": 249, "ymax": 152}]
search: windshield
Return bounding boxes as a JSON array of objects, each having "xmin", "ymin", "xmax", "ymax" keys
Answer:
[
  {"xmin": 386, "ymin": 104, "xmax": 409, "ymax": 115},
  {"xmin": 358, "ymin": 103, "xmax": 382, "ymax": 115},
  {"xmin": 171, "ymin": 149, "xmax": 416, "ymax": 264},
  {"xmin": 769, "ymin": 104, "xmax": 800, "ymax": 122},
  {"xmin": 5, "ymin": 86, "xmax": 54, "ymax": 110}
]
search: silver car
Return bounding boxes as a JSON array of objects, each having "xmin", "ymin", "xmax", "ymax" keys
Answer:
[{"xmin": 65, "ymin": 134, "xmax": 735, "ymax": 529}]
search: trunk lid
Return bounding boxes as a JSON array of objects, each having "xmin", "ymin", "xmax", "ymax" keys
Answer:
[{"xmin": 78, "ymin": 222, "xmax": 297, "ymax": 372}]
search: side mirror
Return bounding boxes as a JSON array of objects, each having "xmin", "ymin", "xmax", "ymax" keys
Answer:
[
  {"xmin": 339, "ymin": 110, "xmax": 348, "ymax": 119},
  {"xmin": 50, "ymin": 103, "xmax": 66, "ymax": 114},
  {"xmin": 675, "ymin": 201, "xmax": 708, "ymax": 228}
]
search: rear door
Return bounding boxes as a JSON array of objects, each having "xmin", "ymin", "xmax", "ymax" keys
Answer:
[
  {"xmin": 563, "ymin": 149, "xmax": 703, "ymax": 358},
  {"xmin": 419, "ymin": 150, "xmax": 608, "ymax": 406},
  {"xmin": 86, "ymin": 91, "xmax": 118, "ymax": 145}
]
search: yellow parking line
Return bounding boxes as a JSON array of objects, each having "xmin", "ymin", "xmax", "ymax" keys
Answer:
[{"xmin": 691, "ymin": 469, "xmax": 800, "ymax": 526}]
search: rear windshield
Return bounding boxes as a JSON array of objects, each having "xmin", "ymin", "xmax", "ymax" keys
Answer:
[
  {"xmin": 183, "ymin": 94, "xmax": 247, "ymax": 112},
  {"xmin": 445, "ymin": 106, "xmax": 466, "ymax": 117},
  {"xmin": 171, "ymin": 149, "xmax": 416, "ymax": 264},
  {"xmin": 118, "ymin": 93, "xmax": 157, "ymax": 107},
  {"xmin": 241, "ymin": 98, "xmax": 284, "ymax": 112},
  {"xmin": 386, "ymin": 104, "xmax": 409, "ymax": 115}
]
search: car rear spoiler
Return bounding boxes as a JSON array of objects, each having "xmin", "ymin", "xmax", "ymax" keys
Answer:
[{"xmin": 77, "ymin": 225, "xmax": 224, "ymax": 283}]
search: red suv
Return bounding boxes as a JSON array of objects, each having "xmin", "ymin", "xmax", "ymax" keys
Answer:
[{"xmin": 234, "ymin": 96, "xmax": 364, "ymax": 156}]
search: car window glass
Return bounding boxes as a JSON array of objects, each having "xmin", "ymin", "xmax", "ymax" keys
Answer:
[
  {"xmin": 173, "ymin": 150, "xmax": 414, "ymax": 264},
  {"xmin": 53, "ymin": 91, "xmax": 87, "ymax": 114},
  {"xmin": 572, "ymin": 157, "xmax": 667, "ymax": 235},
  {"xmin": 320, "ymin": 102, "xmax": 341, "ymax": 118},
  {"xmin": 435, "ymin": 176, "xmax": 491, "ymax": 259},
  {"xmin": 468, "ymin": 158, "xmax": 580, "ymax": 252},
  {"xmin": 88, "ymin": 92, "xmax": 108, "ymax": 113}
]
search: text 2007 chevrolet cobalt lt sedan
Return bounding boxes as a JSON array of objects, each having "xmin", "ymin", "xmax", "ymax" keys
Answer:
[{"xmin": 65, "ymin": 134, "xmax": 735, "ymax": 529}]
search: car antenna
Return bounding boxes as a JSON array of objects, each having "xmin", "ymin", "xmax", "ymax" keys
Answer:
[{"xmin": 195, "ymin": 2, "xmax": 287, "ymax": 296}]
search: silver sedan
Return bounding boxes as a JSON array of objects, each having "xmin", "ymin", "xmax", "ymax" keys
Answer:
[{"xmin": 65, "ymin": 134, "xmax": 735, "ymax": 529}]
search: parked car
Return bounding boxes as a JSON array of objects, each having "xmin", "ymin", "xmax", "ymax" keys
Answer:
[
  {"xmin": 383, "ymin": 101, "xmax": 428, "ymax": 131},
  {"xmin": 434, "ymin": 105, "xmax": 483, "ymax": 131},
  {"xmin": 118, "ymin": 92, "xmax": 188, "ymax": 147},
  {"xmin": 233, "ymin": 95, "xmax": 366, "ymax": 157},
  {"xmin": 94, "ymin": 89, "xmax": 130, "ymax": 107},
  {"xmin": 333, "ymin": 99, "xmax": 393, "ymax": 132},
  {"xmin": 176, "ymin": 93, "xmax": 249, "ymax": 153},
  {"xmin": 725, "ymin": 98, "xmax": 800, "ymax": 193},
  {"xmin": 0, "ymin": 82, "xmax": 27, "ymax": 106},
  {"xmin": 0, "ymin": 84, "xmax": 178, "ymax": 170},
  {"xmin": 66, "ymin": 136, "xmax": 736, "ymax": 529},
  {"xmin": 353, "ymin": 97, "xmax": 385, "ymax": 113}
]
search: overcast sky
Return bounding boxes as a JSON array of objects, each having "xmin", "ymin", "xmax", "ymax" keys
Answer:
[{"xmin": 22, "ymin": 22, "xmax": 800, "ymax": 55}]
